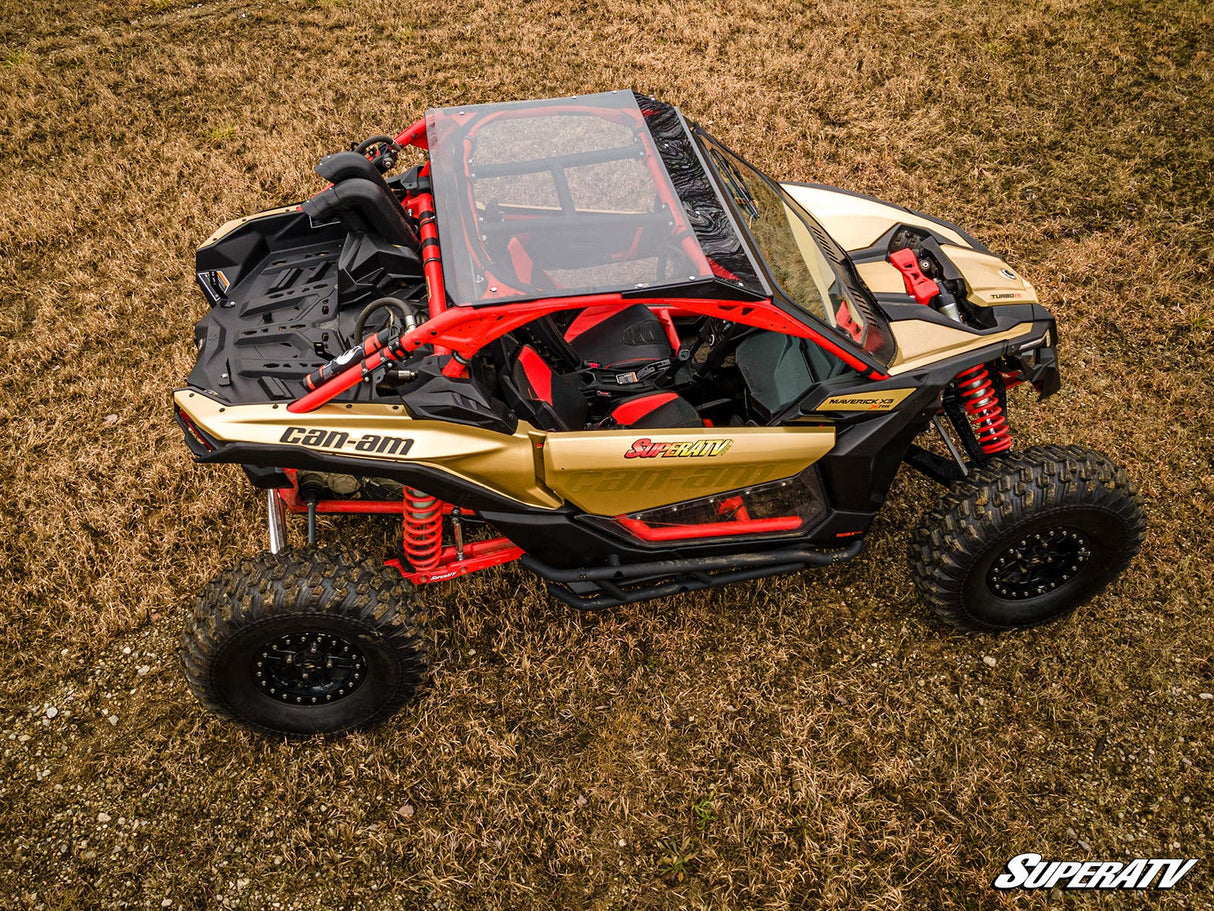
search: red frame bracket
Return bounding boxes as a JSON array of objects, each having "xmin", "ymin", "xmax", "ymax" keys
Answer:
[
  {"xmin": 889, "ymin": 248, "xmax": 940, "ymax": 308},
  {"xmin": 274, "ymin": 472, "xmax": 524, "ymax": 584}
]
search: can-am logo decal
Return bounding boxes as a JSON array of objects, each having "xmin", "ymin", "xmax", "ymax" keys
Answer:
[
  {"xmin": 624, "ymin": 438, "xmax": 733, "ymax": 459},
  {"xmin": 279, "ymin": 426, "xmax": 413, "ymax": 456},
  {"xmin": 993, "ymin": 854, "xmax": 1197, "ymax": 891}
]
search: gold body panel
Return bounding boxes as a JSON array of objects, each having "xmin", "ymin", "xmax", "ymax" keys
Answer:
[
  {"xmin": 784, "ymin": 184, "xmax": 1037, "ymax": 309},
  {"xmin": 542, "ymin": 426, "xmax": 835, "ymax": 515},
  {"xmin": 175, "ymin": 392, "xmax": 837, "ymax": 515},
  {"xmin": 174, "ymin": 390, "xmax": 562, "ymax": 509},
  {"xmin": 855, "ymin": 260, "xmax": 911, "ymax": 295},
  {"xmin": 780, "ymin": 184, "xmax": 971, "ymax": 251},
  {"xmin": 942, "ymin": 245, "xmax": 1038, "ymax": 306},
  {"xmin": 201, "ymin": 205, "xmax": 302, "ymax": 248}
]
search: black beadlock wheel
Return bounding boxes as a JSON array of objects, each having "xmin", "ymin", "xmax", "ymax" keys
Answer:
[
  {"xmin": 180, "ymin": 548, "xmax": 431, "ymax": 736},
  {"xmin": 911, "ymin": 445, "xmax": 1146, "ymax": 632}
]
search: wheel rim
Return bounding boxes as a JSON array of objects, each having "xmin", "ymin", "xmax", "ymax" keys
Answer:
[
  {"xmin": 253, "ymin": 632, "xmax": 368, "ymax": 705},
  {"xmin": 987, "ymin": 526, "xmax": 1092, "ymax": 600}
]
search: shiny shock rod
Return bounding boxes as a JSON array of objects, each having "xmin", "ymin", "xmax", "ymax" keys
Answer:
[{"xmin": 267, "ymin": 490, "xmax": 288, "ymax": 553}]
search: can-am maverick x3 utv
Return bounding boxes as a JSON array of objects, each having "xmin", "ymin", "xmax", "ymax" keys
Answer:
[{"xmin": 175, "ymin": 91, "xmax": 1145, "ymax": 735}]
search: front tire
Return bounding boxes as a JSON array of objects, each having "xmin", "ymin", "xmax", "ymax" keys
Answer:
[
  {"xmin": 181, "ymin": 548, "xmax": 430, "ymax": 736},
  {"xmin": 912, "ymin": 445, "xmax": 1146, "ymax": 632}
]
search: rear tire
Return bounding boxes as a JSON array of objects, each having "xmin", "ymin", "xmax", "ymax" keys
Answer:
[
  {"xmin": 181, "ymin": 548, "xmax": 430, "ymax": 736},
  {"xmin": 912, "ymin": 445, "xmax": 1146, "ymax": 632}
]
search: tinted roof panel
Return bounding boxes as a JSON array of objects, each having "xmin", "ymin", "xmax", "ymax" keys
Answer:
[{"xmin": 426, "ymin": 91, "xmax": 763, "ymax": 306}]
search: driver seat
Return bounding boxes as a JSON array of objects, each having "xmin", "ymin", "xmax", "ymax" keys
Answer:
[
  {"xmin": 503, "ymin": 346, "xmax": 701, "ymax": 432},
  {"xmin": 563, "ymin": 304, "xmax": 673, "ymax": 370}
]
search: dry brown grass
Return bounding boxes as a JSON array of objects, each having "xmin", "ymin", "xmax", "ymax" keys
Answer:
[{"xmin": 1, "ymin": 0, "xmax": 1212, "ymax": 908}]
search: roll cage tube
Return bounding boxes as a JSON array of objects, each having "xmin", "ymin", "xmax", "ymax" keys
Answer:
[{"xmin": 288, "ymin": 289, "xmax": 888, "ymax": 414}]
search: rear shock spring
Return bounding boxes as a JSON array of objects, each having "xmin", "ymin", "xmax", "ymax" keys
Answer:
[
  {"xmin": 954, "ymin": 364, "xmax": 1013, "ymax": 455},
  {"xmin": 402, "ymin": 488, "xmax": 444, "ymax": 571}
]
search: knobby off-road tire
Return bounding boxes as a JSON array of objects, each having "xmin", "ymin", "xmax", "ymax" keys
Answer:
[
  {"xmin": 912, "ymin": 445, "xmax": 1146, "ymax": 632},
  {"xmin": 181, "ymin": 548, "xmax": 431, "ymax": 736}
]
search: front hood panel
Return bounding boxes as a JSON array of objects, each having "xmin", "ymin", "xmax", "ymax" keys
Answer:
[{"xmin": 782, "ymin": 183, "xmax": 1037, "ymax": 307}]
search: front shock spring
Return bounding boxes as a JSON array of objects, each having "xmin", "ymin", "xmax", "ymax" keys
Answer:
[
  {"xmin": 954, "ymin": 364, "xmax": 1013, "ymax": 455},
  {"xmin": 402, "ymin": 488, "xmax": 444, "ymax": 571}
]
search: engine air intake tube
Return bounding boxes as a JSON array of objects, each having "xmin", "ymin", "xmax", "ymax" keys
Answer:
[{"xmin": 301, "ymin": 177, "xmax": 420, "ymax": 251}]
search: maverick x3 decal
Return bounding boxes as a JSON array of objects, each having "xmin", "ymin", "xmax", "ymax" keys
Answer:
[{"xmin": 815, "ymin": 389, "xmax": 915, "ymax": 411}]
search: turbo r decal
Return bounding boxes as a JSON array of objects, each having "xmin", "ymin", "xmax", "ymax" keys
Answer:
[
  {"xmin": 624, "ymin": 438, "xmax": 733, "ymax": 460},
  {"xmin": 279, "ymin": 426, "xmax": 414, "ymax": 456}
]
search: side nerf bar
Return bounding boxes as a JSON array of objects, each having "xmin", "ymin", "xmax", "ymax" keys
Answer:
[{"xmin": 521, "ymin": 540, "xmax": 862, "ymax": 610}]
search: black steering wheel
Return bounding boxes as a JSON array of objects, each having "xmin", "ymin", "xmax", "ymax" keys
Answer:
[{"xmin": 352, "ymin": 135, "xmax": 402, "ymax": 174}]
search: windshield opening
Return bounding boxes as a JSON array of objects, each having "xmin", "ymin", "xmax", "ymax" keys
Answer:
[{"xmin": 699, "ymin": 138, "xmax": 878, "ymax": 352}]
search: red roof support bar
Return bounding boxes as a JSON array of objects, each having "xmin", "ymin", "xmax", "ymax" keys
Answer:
[
  {"xmin": 288, "ymin": 290, "xmax": 887, "ymax": 414},
  {"xmin": 393, "ymin": 118, "xmax": 429, "ymax": 150}
]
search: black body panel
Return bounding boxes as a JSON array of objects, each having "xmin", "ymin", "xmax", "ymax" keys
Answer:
[{"xmin": 190, "ymin": 210, "xmax": 425, "ymax": 405}]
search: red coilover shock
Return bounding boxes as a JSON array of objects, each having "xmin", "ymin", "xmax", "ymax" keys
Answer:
[
  {"xmin": 954, "ymin": 364, "xmax": 1013, "ymax": 455},
  {"xmin": 402, "ymin": 488, "xmax": 444, "ymax": 571}
]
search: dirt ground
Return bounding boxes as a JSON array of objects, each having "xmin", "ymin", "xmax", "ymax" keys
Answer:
[{"xmin": 1, "ymin": 0, "xmax": 1212, "ymax": 908}]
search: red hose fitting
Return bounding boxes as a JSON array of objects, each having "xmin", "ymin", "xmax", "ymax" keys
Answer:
[
  {"xmin": 402, "ymin": 488, "xmax": 444, "ymax": 571},
  {"xmin": 954, "ymin": 364, "xmax": 1013, "ymax": 455}
]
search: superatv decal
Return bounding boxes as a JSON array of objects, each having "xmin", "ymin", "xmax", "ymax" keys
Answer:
[
  {"xmin": 279, "ymin": 426, "xmax": 414, "ymax": 456},
  {"xmin": 815, "ymin": 389, "xmax": 914, "ymax": 411},
  {"xmin": 624, "ymin": 438, "xmax": 733, "ymax": 459}
]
